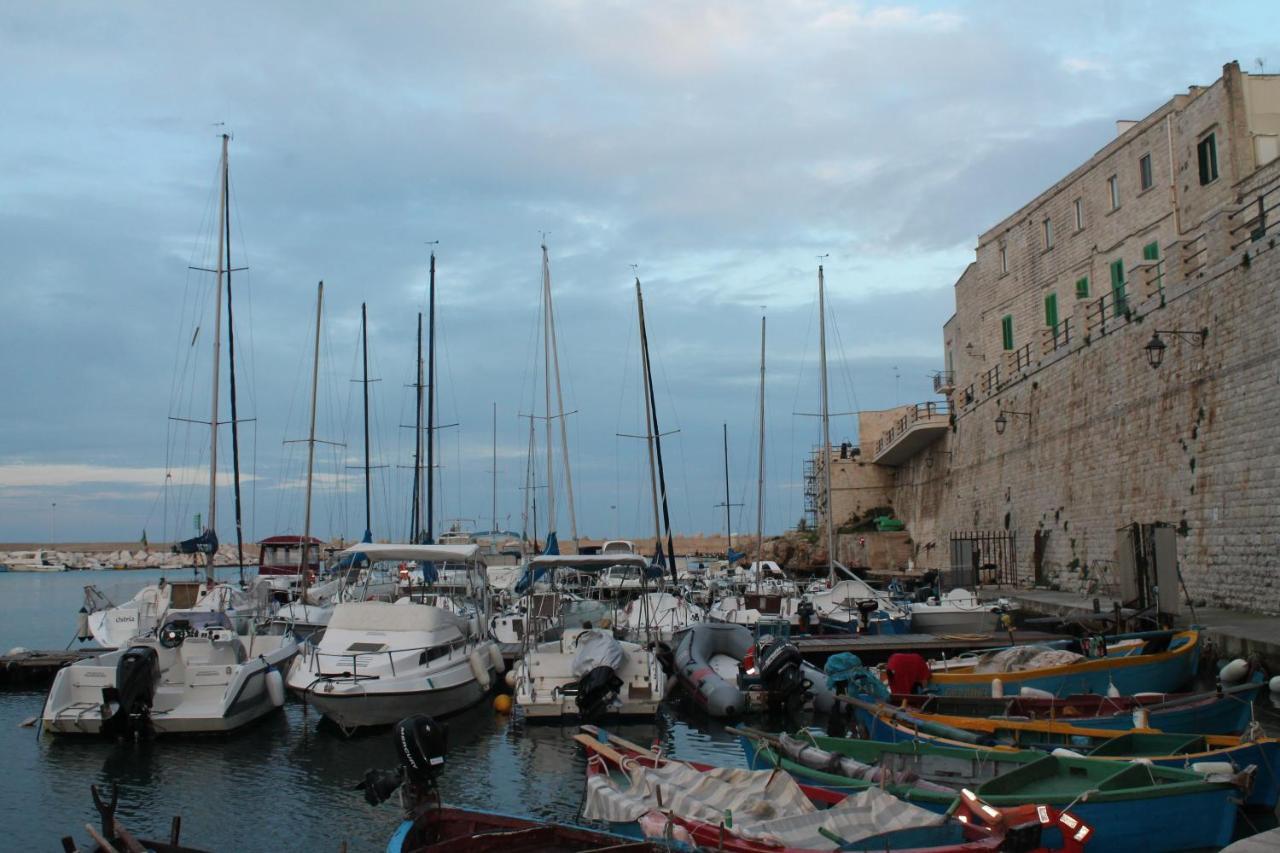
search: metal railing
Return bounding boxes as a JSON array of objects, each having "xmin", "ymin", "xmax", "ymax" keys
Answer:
[
  {"xmin": 875, "ymin": 401, "xmax": 952, "ymax": 456},
  {"xmin": 1052, "ymin": 317, "xmax": 1071, "ymax": 350},
  {"xmin": 1229, "ymin": 181, "xmax": 1279, "ymax": 250},
  {"xmin": 981, "ymin": 364, "xmax": 1001, "ymax": 395},
  {"xmin": 1014, "ymin": 342, "xmax": 1033, "ymax": 372},
  {"xmin": 932, "ymin": 370, "xmax": 955, "ymax": 393}
]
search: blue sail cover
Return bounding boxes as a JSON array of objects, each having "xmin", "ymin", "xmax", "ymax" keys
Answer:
[
  {"xmin": 543, "ymin": 531, "xmax": 560, "ymax": 556},
  {"xmin": 174, "ymin": 529, "xmax": 218, "ymax": 556},
  {"xmin": 513, "ymin": 531, "xmax": 560, "ymax": 594},
  {"xmin": 727, "ymin": 548, "xmax": 746, "ymax": 564}
]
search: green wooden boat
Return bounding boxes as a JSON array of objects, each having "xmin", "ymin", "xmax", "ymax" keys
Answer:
[{"xmin": 739, "ymin": 729, "xmax": 1246, "ymax": 853}]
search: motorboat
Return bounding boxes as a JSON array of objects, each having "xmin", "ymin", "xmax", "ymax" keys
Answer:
[
  {"xmin": 906, "ymin": 586, "xmax": 1011, "ymax": 634},
  {"xmin": 618, "ymin": 591, "xmax": 703, "ymax": 643},
  {"xmin": 82, "ymin": 577, "xmax": 271, "ymax": 649},
  {"xmin": 809, "ymin": 574, "xmax": 911, "ymax": 634},
  {"xmin": 286, "ymin": 543, "xmax": 501, "ymax": 733},
  {"xmin": 4, "ymin": 549, "xmax": 67, "ymax": 572},
  {"xmin": 42, "ymin": 611, "xmax": 296, "ymax": 735},
  {"xmin": 511, "ymin": 554, "xmax": 665, "ymax": 721},
  {"xmin": 255, "ymin": 534, "xmax": 323, "ymax": 596}
]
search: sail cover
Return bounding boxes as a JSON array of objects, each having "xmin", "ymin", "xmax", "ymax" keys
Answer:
[{"xmin": 174, "ymin": 529, "xmax": 219, "ymax": 555}]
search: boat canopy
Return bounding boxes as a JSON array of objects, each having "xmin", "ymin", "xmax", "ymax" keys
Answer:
[
  {"xmin": 528, "ymin": 553, "xmax": 649, "ymax": 571},
  {"xmin": 340, "ymin": 542, "xmax": 484, "ymax": 564},
  {"xmin": 328, "ymin": 600, "xmax": 467, "ymax": 633}
]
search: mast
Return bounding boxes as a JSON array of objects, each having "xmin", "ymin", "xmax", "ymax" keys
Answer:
[
  {"xmin": 543, "ymin": 244, "xmax": 579, "ymax": 547},
  {"xmin": 818, "ymin": 264, "xmax": 835, "ymax": 585},
  {"xmin": 411, "ymin": 313, "xmax": 423, "ymax": 542},
  {"xmin": 206, "ymin": 133, "xmax": 229, "ymax": 577},
  {"xmin": 222, "ymin": 134, "xmax": 247, "ymax": 585},
  {"xmin": 491, "ymin": 402, "xmax": 498, "ymax": 542},
  {"xmin": 301, "ymin": 281, "xmax": 324, "ymax": 606},
  {"xmin": 635, "ymin": 279, "xmax": 678, "ymax": 584},
  {"xmin": 540, "ymin": 246, "xmax": 556, "ymax": 550},
  {"xmin": 721, "ymin": 424, "xmax": 732, "ymax": 556},
  {"xmin": 426, "ymin": 252, "xmax": 436, "ymax": 544},
  {"xmin": 360, "ymin": 302, "xmax": 372, "ymax": 540},
  {"xmin": 636, "ymin": 282, "xmax": 663, "ymax": 569},
  {"xmin": 755, "ymin": 315, "xmax": 767, "ymax": 594}
]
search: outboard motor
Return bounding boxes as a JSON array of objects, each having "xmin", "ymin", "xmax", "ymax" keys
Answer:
[
  {"xmin": 576, "ymin": 665, "xmax": 623, "ymax": 721},
  {"xmin": 358, "ymin": 715, "xmax": 447, "ymax": 809},
  {"xmin": 855, "ymin": 599, "xmax": 879, "ymax": 632},
  {"xmin": 756, "ymin": 635, "xmax": 807, "ymax": 713},
  {"xmin": 100, "ymin": 645, "xmax": 160, "ymax": 740}
]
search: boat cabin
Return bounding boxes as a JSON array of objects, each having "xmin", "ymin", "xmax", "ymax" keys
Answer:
[{"xmin": 257, "ymin": 535, "xmax": 323, "ymax": 577}]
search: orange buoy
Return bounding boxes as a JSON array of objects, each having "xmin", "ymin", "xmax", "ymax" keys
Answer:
[{"xmin": 493, "ymin": 694, "xmax": 513, "ymax": 714}]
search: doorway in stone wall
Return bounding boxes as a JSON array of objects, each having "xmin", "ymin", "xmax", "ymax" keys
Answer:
[
  {"xmin": 1033, "ymin": 529, "xmax": 1048, "ymax": 586},
  {"xmin": 949, "ymin": 530, "xmax": 1019, "ymax": 587}
]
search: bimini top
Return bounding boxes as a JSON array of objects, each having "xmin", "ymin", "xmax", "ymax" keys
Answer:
[
  {"xmin": 528, "ymin": 553, "xmax": 650, "ymax": 571},
  {"xmin": 328, "ymin": 600, "xmax": 468, "ymax": 633},
  {"xmin": 340, "ymin": 542, "xmax": 484, "ymax": 564}
]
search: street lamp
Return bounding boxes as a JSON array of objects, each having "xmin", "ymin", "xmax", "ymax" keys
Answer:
[
  {"xmin": 1144, "ymin": 328, "xmax": 1208, "ymax": 369},
  {"xmin": 994, "ymin": 409, "xmax": 1030, "ymax": 436}
]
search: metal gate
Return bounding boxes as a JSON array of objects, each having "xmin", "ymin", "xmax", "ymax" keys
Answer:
[{"xmin": 949, "ymin": 530, "xmax": 1018, "ymax": 587}]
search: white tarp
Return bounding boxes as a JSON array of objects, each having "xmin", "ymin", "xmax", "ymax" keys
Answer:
[
  {"xmin": 972, "ymin": 645, "xmax": 1083, "ymax": 673},
  {"xmin": 582, "ymin": 759, "xmax": 945, "ymax": 850},
  {"xmin": 570, "ymin": 629, "xmax": 627, "ymax": 677}
]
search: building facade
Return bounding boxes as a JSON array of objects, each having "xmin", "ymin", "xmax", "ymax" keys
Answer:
[{"xmin": 822, "ymin": 62, "xmax": 1280, "ymax": 612}]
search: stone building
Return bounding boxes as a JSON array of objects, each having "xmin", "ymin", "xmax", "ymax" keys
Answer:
[{"xmin": 817, "ymin": 62, "xmax": 1280, "ymax": 613}]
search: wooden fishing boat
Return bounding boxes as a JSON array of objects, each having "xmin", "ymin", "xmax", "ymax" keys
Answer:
[
  {"xmin": 576, "ymin": 726, "xmax": 1091, "ymax": 853},
  {"xmin": 928, "ymin": 630, "xmax": 1201, "ymax": 697},
  {"xmin": 388, "ymin": 805, "xmax": 665, "ymax": 852},
  {"xmin": 880, "ymin": 674, "xmax": 1264, "ymax": 736},
  {"xmin": 847, "ymin": 696, "xmax": 1277, "ymax": 810},
  {"xmin": 740, "ymin": 728, "xmax": 1246, "ymax": 853}
]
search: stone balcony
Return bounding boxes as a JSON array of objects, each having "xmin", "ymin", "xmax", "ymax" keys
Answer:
[{"xmin": 872, "ymin": 401, "xmax": 951, "ymax": 465}]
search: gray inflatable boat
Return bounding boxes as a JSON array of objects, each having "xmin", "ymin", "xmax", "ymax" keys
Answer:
[{"xmin": 672, "ymin": 622, "xmax": 835, "ymax": 718}]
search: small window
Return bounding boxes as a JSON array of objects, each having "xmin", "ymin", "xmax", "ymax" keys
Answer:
[
  {"xmin": 1043, "ymin": 218, "xmax": 1054, "ymax": 250},
  {"xmin": 1073, "ymin": 197, "xmax": 1084, "ymax": 231},
  {"xmin": 1108, "ymin": 175, "xmax": 1120, "ymax": 210},
  {"xmin": 1198, "ymin": 133, "xmax": 1218, "ymax": 185},
  {"xmin": 1044, "ymin": 292, "xmax": 1058, "ymax": 328},
  {"xmin": 1143, "ymin": 242, "xmax": 1160, "ymax": 262},
  {"xmin": 1001, "ymin": 315, "xmax": 1014, "ymax": 351},
  {"xmin": 1110, "ymin": 259, "xmax": 1127, "ymax": 317},
  {"xmin": 1139, "ymin": 154, "xmax": 1153, "ymax": 191},
  {"xmin": 999, "ymin": 244, "xmax": 1008, "ymax": 274},
  {"xmin": 1075, "ymin": 275, "xmax": 1090, "ymax": 298}
]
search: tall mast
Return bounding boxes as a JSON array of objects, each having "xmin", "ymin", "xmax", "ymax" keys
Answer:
[
  {"xmin": 818, "ymin": 264, "xmax": 835, "ymax": 584},
  {"xmin": 543, "ymin": 244, "xmax": 578, "ymax": 547},
  {"xmin": 221, "ymin": 134, "xmax": 247, "ymax": 585},
  {"xmin": 301, "ymin": 282, "xmax": 324, "ymax": 606},
  {"xmin": 721, "ymin": 424, "xmax": 732, "ymax": 555},
  {"xmin": 206, "ymin": 133, "xmax": 229, "ymax": 563},
  {"xmin": 636, "ymin": 279, "xmax": 678, "ymax": 583},
  {"xmin": 426, "ymin": 252, "xmax": 437, "ymax": 544},
  {"xmin": 361, "ymin": 302, "xmax": 371, "ymax": 540},
  {"xmin": 491, "ymin": 402, "xmax": 498, "ymax": 540},
  {"xmin": 411, "ymin": 313, "xmax": 423, "ymax": 541},
  {"xmin": 636, "ymin": 281, "xmax": 663, "ymax": 568},
  {"xmin": 540, "ymin": 246, "xmax": 556, "ymax": 548},
  {"xmin": 756, "ymin": 315, "xmax": 767, "ymax": 593}
]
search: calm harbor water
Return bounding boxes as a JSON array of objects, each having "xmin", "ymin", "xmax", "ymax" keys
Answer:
[{"xmin": 2, "ymin": 569, "xmax": 1277, "ymax": 851}]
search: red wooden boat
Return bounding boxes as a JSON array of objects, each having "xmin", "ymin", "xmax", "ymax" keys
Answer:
[{"xmin": 576, "ymin": 728, "xmax": 1092, "ymax": 853}]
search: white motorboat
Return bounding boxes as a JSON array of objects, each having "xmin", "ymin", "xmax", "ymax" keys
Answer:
[
  {"xmin": 908, "ymin": 587, "xmax": 1009, "ymax": 634},
  {"xmin": 42, "ymin": 611, "xmax": 296, "ymax": 735},
  {"xmin": 83, "ymin": 578, "xmax": 271, "ymax": 649},
  {"xmin": 511, "ymin": 553, "xmax": 666, "ymax": 721},
  {"xmin": 286, "ymin": 543, "xmax": 501, "ymax": 733},
  {"xmin": 706, "ymin": 588, "xmax": 813, "ymax": 630},
  {"xmin": 809, "ymin": 572, "xmax": 912, "ymax": 634},
  {"xmin": 619, "ymin": 591, "xmax": 704, "ymax": 643},
  {"xmin": 4, "ymin": 550, "xmax": 67, "ymax": 572}
]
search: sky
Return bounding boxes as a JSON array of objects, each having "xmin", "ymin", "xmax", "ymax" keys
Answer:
[{"xmin": 1, "ymin": 1, "xmax": 1275, "ymax": 545}]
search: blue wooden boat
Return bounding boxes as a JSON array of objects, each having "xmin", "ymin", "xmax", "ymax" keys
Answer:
[
  {"xmin": 847, "ymin": 695, "xmax": 1278, "ymax": 810},
  {"xmin": 928, "ymin": 630, "xmax": 1201, "ymax": 697}
]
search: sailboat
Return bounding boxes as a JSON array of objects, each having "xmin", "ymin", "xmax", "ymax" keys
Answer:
[{"xmin": 45, "ymin": 136, "xmax": 297, "ymax": 735}]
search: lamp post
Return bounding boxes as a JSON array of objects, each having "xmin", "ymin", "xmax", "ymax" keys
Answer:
[
  {"xmin": 994, "ymin": 409, "xmax": 1031, "ymax": 436},
  {"xmin": 1144, "ymin": 328, "xmax": 1208, "ymax": 369}
]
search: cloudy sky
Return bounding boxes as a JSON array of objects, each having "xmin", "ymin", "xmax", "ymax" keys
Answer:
[{"xmin": 1, "ymin": 1, "xmax": 1273, "ymax": 546}]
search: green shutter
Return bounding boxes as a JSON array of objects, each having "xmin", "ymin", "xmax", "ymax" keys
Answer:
[
  {"xmin": 1044, "ymin": 293, "xmax": 1058, "ymax": 328},
  {"xmin": 1110, "ymin": 259, "xmax": 1127, "ymax": 317},
  {"xmin": 1143, "ymin": 242, "xmax": 1159, "ymax": 261},
  {"xmin": 1001, "ymin": 315, "xmax": 1014, "ymax": 351},
  {"xmin": 1075, "ymin": 276, "xmax": 1090, "ymax": 298}
]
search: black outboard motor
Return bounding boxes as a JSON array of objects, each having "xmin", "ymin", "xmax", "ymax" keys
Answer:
[
  {"xmin": 576, "ymin": 665, "xmax": 623, "ymax": 721},
  {"xmin": 358, "ymin": 715, "xmax": 448, "ymax": 809},
  {"xmin": 100, "ymin": 645, "xmax": 160, "ymax": 740},
  {"xmin": 756, "ymin": 635, "xmax": 806, "ymax": 713}
]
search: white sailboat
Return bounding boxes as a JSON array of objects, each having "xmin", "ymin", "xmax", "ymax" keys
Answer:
[{"xmin": 45, "ymin": 135, "xmax": 297, "ymax": 735}]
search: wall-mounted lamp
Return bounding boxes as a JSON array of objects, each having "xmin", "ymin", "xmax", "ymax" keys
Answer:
[
  {"xmin": 994, "ymin": 409, "xmax": 1031, "ymax": 435},
  {"xmin": 1144, "ymin": 328, "xmax": 1208, "ymax": 369}
]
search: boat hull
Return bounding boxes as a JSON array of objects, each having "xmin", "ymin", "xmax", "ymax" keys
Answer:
[{"xmin": 302, "ymin": 678, "xmax": 489, "ymax": 730}]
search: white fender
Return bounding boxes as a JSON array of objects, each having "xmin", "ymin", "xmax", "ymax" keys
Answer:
[
  {"xmin": 265, "ymin": 668, "xmax": 286, "ymax": 708},
  {"xmin": 504, "ymin": 668, "xmax": 518, "ymax": 688},
  {"xmin": 470, "ymin": 649, "xmax": 492, "ymax": 691},
  {"xmin": 1051, "ymin": 748, "xmax": 1084, "ymax": 759},
  {"xmin": 1019, "ymin": 686, "xmax": 1054, "ymax": 699},
  {"xmin": 1219, "ymin": 658, "xmax": 1248, "ymax": 683},
  {"xmin": 1270, "ymin": 675, "xmax": 1280, "ymax": 694},
  {"xmin": 991, "ymin": 678, "xmax": 1004, "ymax": 698},
  {"xmin": 488, "ymin": 643, "xmax": 504, "ymax": 673},
  {"xmin": 1190, "ymin": 761, "xmax": 1234, "ymax": 776}
]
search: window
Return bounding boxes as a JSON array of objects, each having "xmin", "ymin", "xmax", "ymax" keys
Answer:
[
  {"xmin": 1110, "ymin": 259, "xmax": 1127, "ymax": 317},
  {"xmin": 1001, "ymin": 315, "xmax": 1014, "ymax": 350},
  {"xmin": 1108, "ymin": 175, "xmax": 1120, "ymax": 210},
  {"xmin": 1043, "ymin": 217, "xmax": 1054, "ymax": 249},
  {"xmin": 1075, "ymin": 275, "xmax": 1090, "ymax": 298},
  {"xmin": 1144, "ymin": 241, "xmax": 1162, "ymax": 292},
  {"xmin": 1139, "ymin": 154, "xmax": 1153, "ymax": 190},
  {"xmin": 999, "ymin": 244, "xmax": 1008, "ymax": 274},
  {"xmin": 1074, "ymin": 197, "xmax": 1084, "ymax": 231},
  {"xmin": 1198, "ymin": 133, "xmax": 1218, "ymax": 185},
  {"xmin": 1044, "ymin": 292, "xmax": 1058, "ymax": 329}
]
